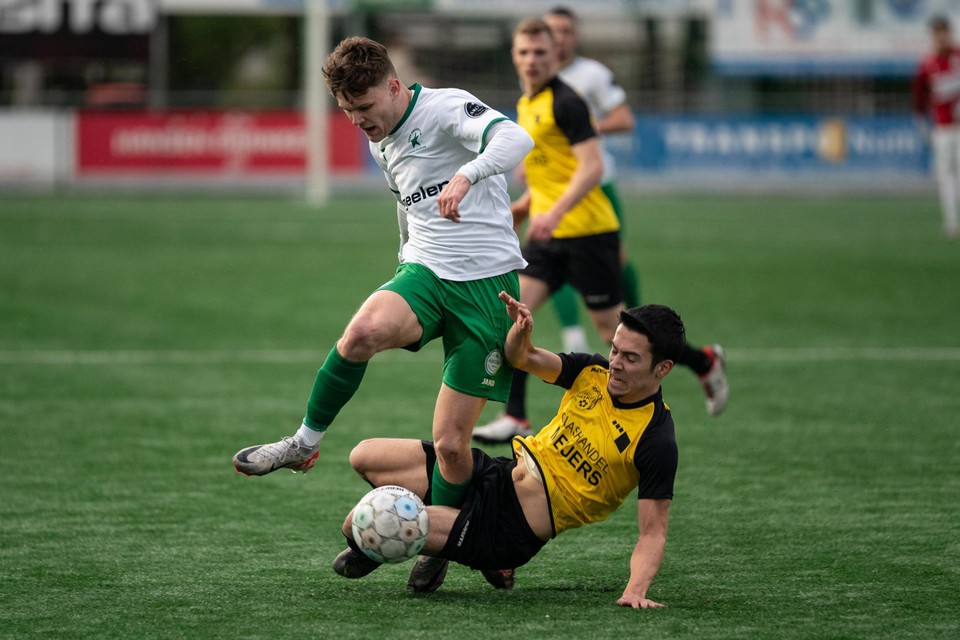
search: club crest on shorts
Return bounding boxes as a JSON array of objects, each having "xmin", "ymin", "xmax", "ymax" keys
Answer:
[{"xmin": 484, "ymin": 349, "xmax": 503, "ymax": 375}]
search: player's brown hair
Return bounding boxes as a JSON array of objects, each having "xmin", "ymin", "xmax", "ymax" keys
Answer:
[
  {"xmin": 514, "ymin": 18, "xmax": 555, "ymax": 42},
  {"xmin": 546, "ymin": 6, "xmax": 578, "ymax": 24},
  {"xmin": 322, "ymin": 37, "xmax": 397, "ymax": 100}
]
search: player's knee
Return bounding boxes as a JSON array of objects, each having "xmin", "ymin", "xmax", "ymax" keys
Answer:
[
  {"xmin": 339, "ymin": 316, "xmax": 385, "ymax": 360},
  {"xmin": 349, "ymin": 439, "xmax": 379, "ymax": 474},
  {"xmin": 433, "ymin": 438, "xmax": 469, "ymax": 469}
]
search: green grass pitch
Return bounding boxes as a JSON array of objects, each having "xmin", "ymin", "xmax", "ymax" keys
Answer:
[{"xmin": 1, "ymin": 192, "xmax": 958, "ymax": 639}]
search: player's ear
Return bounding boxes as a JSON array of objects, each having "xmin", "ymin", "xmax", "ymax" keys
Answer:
[
  {"xmin": 655, "ymin": 360, "xmax": 674, "ymax": 379},
  {"xmin": 388, "ymin": 77, "xmax": 404, "ymax": 96}
]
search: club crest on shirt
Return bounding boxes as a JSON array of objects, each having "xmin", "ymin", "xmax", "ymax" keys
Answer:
[
  {"xmin": 464, "ymin": 102, "xmax": 489, "ymax": 118},
  {"xmin": 408, "ymin": 128, "xmax": 423, "ymax": 149},
  {"xmin": 576, "ymin": 386, "xmax": 603, "ymax": 410}
]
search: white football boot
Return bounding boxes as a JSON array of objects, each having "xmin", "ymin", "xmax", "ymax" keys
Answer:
[
  {"xmin": 233, "ymin": 436, "xmax": 320, "ymax": 476},
  {"xmin": 472, "ymin": 414, "xmax": 531, "ymax": 444}
]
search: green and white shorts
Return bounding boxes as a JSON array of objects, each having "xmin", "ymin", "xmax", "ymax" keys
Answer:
[{"xmin": 378, "ymin": 262, "xmax": 520, "ymax": 403}]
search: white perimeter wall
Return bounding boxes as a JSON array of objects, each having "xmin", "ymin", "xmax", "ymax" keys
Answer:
[{"xmin": 0, "ymin": 111, "xmax": 72, "ymax": 189}]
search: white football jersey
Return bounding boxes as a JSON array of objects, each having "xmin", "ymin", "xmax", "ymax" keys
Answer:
[
  {"xmin": 558, "ymin": 56, "xmax": 629, "ymax": 183},
  {"xmin": 371, "ymin": 84, "xmax": 527, "ymax": 281}
]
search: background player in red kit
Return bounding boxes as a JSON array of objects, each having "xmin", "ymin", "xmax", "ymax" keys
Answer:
[{"xmin": 913, "ymin": 15, "xmax": 960, "ymax": 239}]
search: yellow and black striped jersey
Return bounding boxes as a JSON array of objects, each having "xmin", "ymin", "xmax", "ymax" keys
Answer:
[
  {"xmin": 516, "ymin": 76, "xmax": 620, "ymax": 239},
  {"xmin": 513, "ymin": 352, "xmax": 678, "ymax": 536}
]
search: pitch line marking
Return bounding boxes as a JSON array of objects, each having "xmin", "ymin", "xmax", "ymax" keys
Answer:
[{"xmin": 731, "ymin": 347, "xmax": 960, "ymax": 362}]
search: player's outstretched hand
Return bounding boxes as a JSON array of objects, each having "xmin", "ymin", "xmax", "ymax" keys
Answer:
[
  {"xmin": 437, "ymin": 174, "xmax": 472, "ymax": 223},
  {"xmin": 616, "ymin": 594, "xmax": 665, "ymax": 609},
  {"xmin": 498, "ymin": 291, "xmax": 533, "ymax": 333}
]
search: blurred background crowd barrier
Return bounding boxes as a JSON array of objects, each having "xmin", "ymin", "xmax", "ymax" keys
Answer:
[{"xmin": 1, "ymin": 0, "xmax": 953, "ymax": 193}]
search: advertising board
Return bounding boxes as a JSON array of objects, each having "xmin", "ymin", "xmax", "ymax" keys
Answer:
[{"xmin": 76, "ymin": 110, "xmax": 366, "ymax": 176}]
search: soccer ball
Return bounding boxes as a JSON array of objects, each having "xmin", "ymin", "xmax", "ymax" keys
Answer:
[{"xmin": 351, "ymin": 485, "xmax": 429, "ymax": 564}]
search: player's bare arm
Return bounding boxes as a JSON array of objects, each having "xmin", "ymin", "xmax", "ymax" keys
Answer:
[
  {"xmin": 526, "ymin": 136, "xmax": 604, "ymax": 242},
  {"xmin": 595, "ymin": 103, "xmax": 635, "ymax": 135},
  {"xmin": 499, "ymin": 291, "xmax": 562, "ymax": 383},
  {"xmin": 617, "ymin": 498, "xmax": 670, "ymax": 609}
]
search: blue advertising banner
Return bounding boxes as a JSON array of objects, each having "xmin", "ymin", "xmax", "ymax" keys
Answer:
[{"xmin": 612, "ymin": 114, "xmax": 929, "ymax": 179}]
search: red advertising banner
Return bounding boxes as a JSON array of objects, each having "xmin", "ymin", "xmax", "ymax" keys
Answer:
[{"xmin": 77, "ymin": 110, "xmax": 366, "ymax": 175}]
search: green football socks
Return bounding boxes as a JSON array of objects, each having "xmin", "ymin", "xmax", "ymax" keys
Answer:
[
  {"xmin": 303, "ymin": 346, "xmax": 368, "ymax": 431},
  {"xmin": 550, "ymin": 283, "xmax": 581, "ymax": 327},
  {"xmin": 621, "ymin": 262, "xmax": 640, "ymax": 309},
  {"xmin": 430, "ymin": 461, "xmax": 471, "ymax": 507}
]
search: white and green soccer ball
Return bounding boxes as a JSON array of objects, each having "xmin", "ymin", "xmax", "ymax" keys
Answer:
[{"xmin": 351, "ymin": 485, "xmax": 429, "ymax": 564}]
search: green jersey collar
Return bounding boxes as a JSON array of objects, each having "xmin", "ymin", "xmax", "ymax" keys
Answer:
[{"xmin": 389, "ymin": 83, "xmax": 422, "ymax": 137}]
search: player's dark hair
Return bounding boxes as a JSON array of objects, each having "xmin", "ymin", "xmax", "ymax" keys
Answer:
[
  {"xmin": 929, "ymin": 14, "xmax": 950, "ymax": 32},
  {"xmin": 546, "ymin": 6, "xmax": 578, "ymax": 23},
  {"xmin": 514, "ymin": 17, "xmax": 554, "ymax": 42},
  {"xmin": 323, "ymin": 37, "xmax": 398, "ymax": 100},
  {"xmin": 619, "ymin": 305, "xmax": 686, "ymax": 365}
]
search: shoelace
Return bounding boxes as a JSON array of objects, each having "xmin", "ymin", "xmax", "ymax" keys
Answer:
[{"xmin": 256, "ymin": 436, "xmax": 300, "ymax": 462}]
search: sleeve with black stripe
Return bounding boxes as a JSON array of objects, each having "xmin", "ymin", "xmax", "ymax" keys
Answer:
[
  {"xmin": 552, "ymin": 352, "xmax": 609, "ymax": 390},
  {"xmin": 550, "ymin": 77, "xmax": 597, "ymax": 147}
]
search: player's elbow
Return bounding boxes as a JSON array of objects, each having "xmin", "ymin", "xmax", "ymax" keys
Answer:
[
  {"xmin": 519, "ymin": 129, "xmax": 534, "ymax": 155},
  {"xmin": 612, "ymin": 108, "xmax": 635, "ymax": 133},
  {"xmin": 493, "ymin": 120, "xmax": 534, "ymax": 159}
]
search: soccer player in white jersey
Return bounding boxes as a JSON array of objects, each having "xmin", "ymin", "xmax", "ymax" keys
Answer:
[
  {"xmin": 913, "ymin": 15, "xmax": 960, "ymax": 239},
  {"xmin": 232, "ymin": 36, "xmax": 533, "ymax": 591}
]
